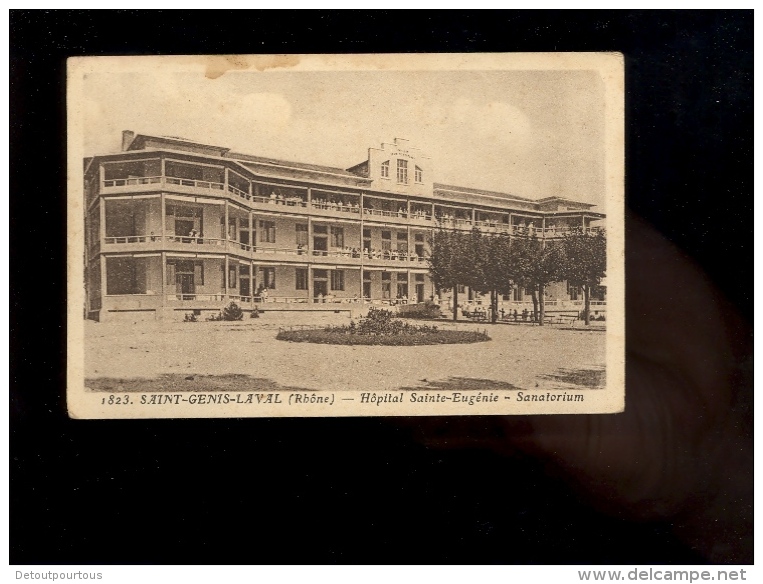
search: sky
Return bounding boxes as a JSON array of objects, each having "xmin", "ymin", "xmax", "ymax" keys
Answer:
[{"xmin": 80, "ymin": 62, "xmax": 607, "ymax": 208}]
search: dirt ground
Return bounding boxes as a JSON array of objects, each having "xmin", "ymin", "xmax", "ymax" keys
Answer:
[{"xmin": 83, "ymin": 313, "xmax": 606, "ymax": 393}]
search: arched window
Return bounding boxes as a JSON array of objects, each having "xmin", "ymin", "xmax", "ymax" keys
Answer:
[{"xmin": 380, "ymin": 160, "xmax": 390, "ymax": 178}]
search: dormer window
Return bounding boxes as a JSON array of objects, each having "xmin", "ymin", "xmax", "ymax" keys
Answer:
[
  {"xmin": 414, "ymin": 166, "xmax": 423, "ymax": 183},
  {"xmin": 380, "ymin": 160, "xmax": 390, "ymax": 178},
  {"xmin": 397, "ymin": 159, "xmax": 408, "ymax": 184}
]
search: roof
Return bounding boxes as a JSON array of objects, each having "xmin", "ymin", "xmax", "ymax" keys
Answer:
[
  {"xmin": 128, "ymin": 133, "xmax": 231, "ymax": 154},
  {"xmin": 434, "ymin": 182, "xmax": 533, "ymax": 204},
  {"xmin": 229, "ymin": 152, "xmax": 365, "ymax": 179}
]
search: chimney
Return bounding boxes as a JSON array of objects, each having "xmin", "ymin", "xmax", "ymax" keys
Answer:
[{"xmin": 121, "ymin": 130, "xmax": 135, "ymax": 151}]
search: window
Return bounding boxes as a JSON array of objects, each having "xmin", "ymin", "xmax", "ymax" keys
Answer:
[
  {"xmin": 380, "ymin": 160, "xmax": 390, "ymax": 178},
  {"xmin": 396, "ymin": 159, "xmax": 408, "ymax": 184},
  {"xmin": 381, "ymin": 272, "xmax": 391, "ymax": 299},
  {"xmin": 296, "ymin": 224, "xmax": 308, "ymax": 246},
  {"xmin": 330, "ymin": 226, "xmax": 344, "ymax": 248},
  {"xmin": 397, "ymin": 231, "xmax": 408, "ymax": 254},
  {"xmin": 228, "ymin": 266, "xmax": 237, "ymax": 288},
  {"xmin": 414, "ymin": 233, "xmax": 424, "ymax": 242},
  {"xmin": 415, "ymin": 166, "xmax": 423, "ymax": 183},
  {"xmin": 260, "ymin": 267, "xmax": 276, "ymax": 289},
  {"xmin": 381, "ymin": 230, "xmax": 392, "ymax": 253},
  {"xmin": 295, "ymin": 268, "xmax": 308, "ymax": 290},
  {"xmin": 313, "ymin": 269, "xmax": 328, "ymax": 279},
  {"xmin": 415, "ymin": 274, "xmax": 425, "ymax": 282},
  {"xmin": 259, "ymin": 220, "xmax": 276, "ymax": 243},
  {"xmin": 363, "ymin": 271, "xmax": 372, "ymax": 282},
  {"xmin": 313, "ymin": 224, "xmax": 328, "ymax": 235},
  {"xmin": 331, "ymin": 270, "xmax": 345, "ymax": 291}
]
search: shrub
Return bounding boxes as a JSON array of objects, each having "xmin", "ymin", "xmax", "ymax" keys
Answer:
[
  {"xmin": 183, "ymin": 312, "xmax": 198, "ymax": 322},
  {"xmin": 221, "ymin": 302, "xmax": 244, "ymax": 321},
  {"xmin": 250, "ymin": 306, "xmax": 260, "ymax": 319},
  {"xmin": 323, "ymin": 308, "xmax": 443, "ymax": 337}
]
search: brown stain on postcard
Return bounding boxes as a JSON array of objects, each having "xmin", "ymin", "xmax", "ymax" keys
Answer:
[{"xmin": 205, "ymin": 55, "xmax": 302, "ymax": 79}]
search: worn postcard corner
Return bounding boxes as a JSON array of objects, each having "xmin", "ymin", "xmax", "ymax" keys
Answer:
[{"xmin": 67, "ymin": 53, "xmax": 624, "ymax": 419}]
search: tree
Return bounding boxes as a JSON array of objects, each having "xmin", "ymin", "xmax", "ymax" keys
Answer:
[
  {"xmin": 427, "ymin": 228, "xmax": 474, "ymax": 321},
  {"xmin": 559, "ymin": 228, "xmax": 607, "ymax": 325},
  {"xmin": 469, "ymin": 231, "xmax": 514, "ymax": 323},
  {"xmin": 511, "ymin": 235, "xmax": 562, "ymax": 326}
]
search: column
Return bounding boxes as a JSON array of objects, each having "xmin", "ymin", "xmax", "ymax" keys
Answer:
[
  {"xmin": 471, "ymin": 208, "xmax": 476, "ymax": 226},
  {"xmin": 224, "ymin": 167, "xmax": 229, "ymax": 193},
  {"xmin": 161, "ymin": 252, "xmax": 167, "ymax": 305},
  {"xmin": 248, "ymin": 180, "xmax": 253, "ymax": 201},
  {"xmin": 508, "ymin": 212, "xmax": 513, "ymax": 237},
  {"xmin": 224, "ymin": 256, "xmax": 229, "ymax": 300},
  {"xmin": 248, "ymin": 210, "xmax": 253, "ymax": 252},
  {"xmin": 307, "ymin": 266, "xmax": 314, "ymax": 303},
  {"xmin": 307, "ymin": 216, "xmax": 313, "ymax": 255},
  {"xmin": 99, "ymin": 197, "xmax": 106, "ymax": 243},
  {"xmin": 407, "ymin": 269, "xmax": 412, "ymax": 304},
  {"xmin": 307, "ymin": 187, "xmax": 312, "ymax": 206},
  {"xmin": 542, "ymin": 216, "xmax": 546, "ymax": 241},
  {"xmin": 160, "ymin": 157, "xmax": 166, "ymax": 181},
  {"xmin": 98, "ymin": 163, "xmax": 105, "ymax": 190},
  {"xmin": 100, "ymin": 255, "xmax": 107, "ymax": 300},
  {"xmin": 407, "ymin": 226, "xmax": 412, "ymax": 263},
  {"xmin": 160, "ymin": 193, "xmax": 166, "ymax": 241},
  {"xmin": 224, "ymin": 200, "xmax": 229, "ymax": 245}
]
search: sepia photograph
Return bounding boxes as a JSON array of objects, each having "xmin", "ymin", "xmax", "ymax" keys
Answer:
[{"xmin": 67, "ymin": 53, "xmax": 624, "ymax": 418}]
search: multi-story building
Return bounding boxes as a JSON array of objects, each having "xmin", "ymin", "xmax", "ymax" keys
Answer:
[{"xmin": 83, "ymin": 131, "xmax": 605, "ymax": 322}]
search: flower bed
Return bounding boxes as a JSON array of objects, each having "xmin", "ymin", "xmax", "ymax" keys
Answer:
[{"xmin": 276, "ymin": 308, "xmax": 490, "ymax": 346}]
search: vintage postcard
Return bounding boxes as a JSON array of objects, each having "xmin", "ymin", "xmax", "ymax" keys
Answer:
[{"xmin": 67, "ymin": 53, "xmax": 624, "ymax": 418}]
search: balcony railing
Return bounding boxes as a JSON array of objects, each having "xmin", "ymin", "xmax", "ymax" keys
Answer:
[
  {"xmin": 164, "ymin": 177, "xmax": 225, "ymax": 190},
  {"xmin": 252, "ymin": 194, "xmax": 308, "ymax": 207},
  {"xmin": 100, "ymin": 177, "xmax": 602, "ymax": 235},
  {"xmin": 312, "ymin": 201, "xmax": 361, "ymax": 214}
]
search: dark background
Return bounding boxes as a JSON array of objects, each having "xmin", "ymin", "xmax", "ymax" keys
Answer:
[{"xmin": 10, "ymin": 11, "xmax": 752, "ymax": 564}]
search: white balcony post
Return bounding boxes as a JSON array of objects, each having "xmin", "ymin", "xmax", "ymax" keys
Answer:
[
  {"xmin": 307, "ymin": 266, "xmax": 313, "ymax": 303},
  {"xmin": 161, "ymin": 252, "xmax": 167, "ymax": 302},
  {"xmin": 224, "ymin": 256, "xmax": 229, "ymax": 300},
  {"xmin": 98, "ymin": 163, "xmax": 105, "ymax": 190},
  {"xmin": 407, "ymin": 226, "xmax": 411, "ymax": 263},
  {"xmin": 307, "ymin": 216, "xmax": 313, "ymax": 256},
  {"xmin": 248, "ymin": 210, "xmax": 253, "ymax": 252},
  {"xmin": 160, "ymin": 193, "xmax": 166, "ymax": 241},
  {"xmin": 224, "ymin": 200, "xmax": 229, "ymax": 244},
  {"xmin": 99, "ymin": 198, "xmax": 106, "ymax": 243},
  {"xmin": 100, "ymin": 255, "xmax": 107, "ymax": 299},
  {"xmin": 224, "ymin": 167, "xmax": 229, "ymax": 194}
]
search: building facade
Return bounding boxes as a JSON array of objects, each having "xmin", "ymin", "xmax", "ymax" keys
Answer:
[{"xmin": 83, "ymin": 132, "xmax": 605, "ymax": 322}]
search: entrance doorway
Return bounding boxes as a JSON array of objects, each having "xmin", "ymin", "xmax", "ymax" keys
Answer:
[
  {"xmin": 416, "ymin": 284, "xmax": 425, "ymax": 303},
  {"xmin": 177, "ymin": 273, "xmax": 195, "ymax": 300}
]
